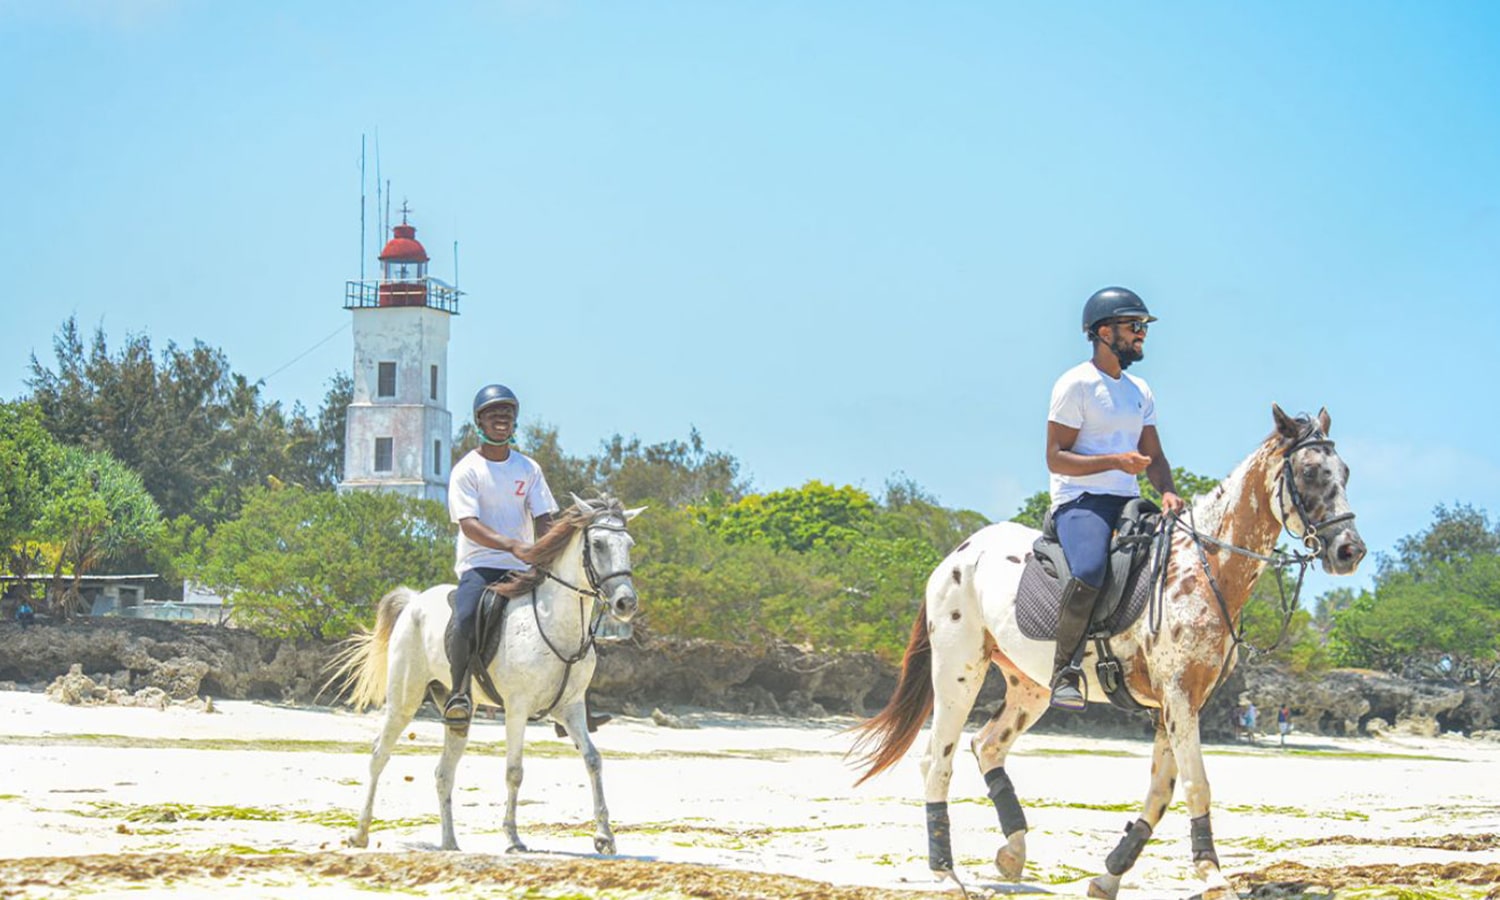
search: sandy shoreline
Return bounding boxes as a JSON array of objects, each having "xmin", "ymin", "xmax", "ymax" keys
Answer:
[{"xmin": 2, "ymin": 690, "xmax": 1499, "ymax": 898}]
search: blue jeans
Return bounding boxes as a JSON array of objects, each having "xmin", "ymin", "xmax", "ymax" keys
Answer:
[{"xmin": 1055, "ymin": 493, "xmax": 1132, "ymax": 590}]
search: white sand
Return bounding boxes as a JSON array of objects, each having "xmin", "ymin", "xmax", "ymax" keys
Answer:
[{"xmin": 2, "ymin": 690, "xmax": 1498, "ymax": 897}]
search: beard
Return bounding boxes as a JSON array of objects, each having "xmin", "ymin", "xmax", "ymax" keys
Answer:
[{"xmin": 1110, "ymin": 336, "xmax": 1144, "ymax": 369}]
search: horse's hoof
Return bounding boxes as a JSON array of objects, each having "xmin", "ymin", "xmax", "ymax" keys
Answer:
[
  {"xmin": 995, "ymin": 844, "xmax": 1025, "ymax": 880},
  {"xmin": 1087, "ymin": 877, "xmax": 1118, "ymax": 899},
  {"xmin": 506, "ymin": 842, "xmax": 528, "ymax": 854},
  {"xmin": 344, "ymin": 834, "xmax": 369, "ymax": 849},
  {"xmin": 594, "ymin": 836, "xmax": 615, "ymax": 855}
]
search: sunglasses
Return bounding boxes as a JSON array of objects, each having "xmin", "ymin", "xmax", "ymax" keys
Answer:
[{"xmin": 1111, "ymin": 319, "xmax": 1150, "ymax": 335}]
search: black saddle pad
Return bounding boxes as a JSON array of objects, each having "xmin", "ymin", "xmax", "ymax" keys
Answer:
[{"xmin": 1015, "ymin": 554, "xmax": 1154, "ymax": 641}]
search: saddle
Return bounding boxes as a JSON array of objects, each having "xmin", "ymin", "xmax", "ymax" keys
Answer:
[
  {"xmin": 1016, "ymin": 497, "xmax": 1163, "ymax": 642},
  {"xmin": 445, "ymin": 569, "xmax": 547, "ymax": 705}
]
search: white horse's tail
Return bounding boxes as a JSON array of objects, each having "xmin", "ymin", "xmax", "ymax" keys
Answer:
[{"xmin": 323, "ymin": 586, "xmax": 415, "ymax": 711}]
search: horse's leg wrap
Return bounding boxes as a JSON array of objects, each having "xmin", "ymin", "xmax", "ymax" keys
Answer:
[
  {"xmin": 983, "ymin": 767, "xmax": 1027, "ymax": 837},
  {"xmin": 1104, "ymin": 817, "xmax": 1153, "ymax": 875},
  {"xmin": 926, "ymin": 801, "xmax": 954, "ymax": 872},
  {"xmin": 1189, "ymin": 813, "xmax": 1218, "ymax": 866}
]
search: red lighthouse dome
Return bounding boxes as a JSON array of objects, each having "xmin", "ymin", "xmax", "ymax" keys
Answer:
[{"xmin": 379, "ymin": 223, "xmax": 430, "ymax": 263}]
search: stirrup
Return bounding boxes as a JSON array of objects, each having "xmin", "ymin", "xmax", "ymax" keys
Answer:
[
  {"xmin": 443, "ymin": 693, "xmax": 473, "ymax": 736},
  {"xmin": 1049, "ymin": 668, "xmax": 1087, "ymax": 712}
]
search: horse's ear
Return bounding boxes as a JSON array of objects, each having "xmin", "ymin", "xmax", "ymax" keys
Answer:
[
  {"xmin": 1271, "ymin": 403, "xmax": 1299, "ymax": 439},
  {"xmin": 1316, "ymin": 407, "xmax": 1331, "ymax": 436},
  {"xmin": 569, "ymin": 491, "xmax": 587, "ymax": 510},
  {"xmin": 623, "ymin": 506, "xmax": 647, "ymax": 521}
]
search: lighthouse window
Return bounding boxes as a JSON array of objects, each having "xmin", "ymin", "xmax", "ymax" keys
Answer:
[
  {"xmin": 430, "ymin": 365, "xmax": 438, "ymax": 401},
  {"xmin": 377, "ymin": 362, "xmax": 396, "ymax": 398},
  {"xmin": 374, "ymin": 438, "xmax": 394, "ymax": 472},
  {"xmin": 434, "ymin": 440, "xmax": 442, "ymax": 475}
]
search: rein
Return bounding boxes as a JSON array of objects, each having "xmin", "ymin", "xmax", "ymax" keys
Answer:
[
  {"xmin": 1155, "ymin": 429, "xmax": 1352, "ymax": 661},
  {"xmin": 528, "ymin": 515, "xmax": 633, "ymax": 720}
]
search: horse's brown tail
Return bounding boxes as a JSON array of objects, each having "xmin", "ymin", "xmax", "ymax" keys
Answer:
[
  {"xmin": 322, "ymin": 587, "xmax": 413, "ymax": 711},
  {"xmin": 848, "ymin": 607, "xmax": 934, "ymax": 786}
]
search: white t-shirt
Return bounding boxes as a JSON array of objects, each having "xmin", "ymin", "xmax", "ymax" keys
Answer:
[
  {"xmin": 448, "ymin": 449, "xmax": 560, "ymax": 576},
  {"xmin": 1047, "ymin": 361, "xmax": 1157, "ymax": 508}
]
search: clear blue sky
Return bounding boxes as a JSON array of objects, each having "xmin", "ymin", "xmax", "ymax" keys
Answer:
[{"xmin": 4, "ymin": 2, "xmax": 1498, "ymax": 600}]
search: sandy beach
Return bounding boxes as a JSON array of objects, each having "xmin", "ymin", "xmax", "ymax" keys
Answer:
[{"xmin": 2, "ymin": 689, "xmax": 1498, "ymax": 898}]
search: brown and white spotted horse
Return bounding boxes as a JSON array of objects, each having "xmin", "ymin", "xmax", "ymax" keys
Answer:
[{"xmin": 851, "ymin": 405, "xmax": 1365, "ymax": 899}]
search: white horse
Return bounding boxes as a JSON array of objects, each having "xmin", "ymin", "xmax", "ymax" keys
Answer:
[
  {"xmin": 852, "ymin": 406, "xmax": 1366, "ymax": 899},
  {"xmin": 329, "ymin": 495, "xmax": 642, "ymax": 854}
]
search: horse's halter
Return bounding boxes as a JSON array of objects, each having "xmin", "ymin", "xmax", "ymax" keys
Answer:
[
  {"xmin": 580, "ymin": 516, "xmax": 635, "ymax": 600},
  {"xmin": 539, "ymin": 513, "xmax": 635, "ymax": 611},
  {"xmin": 1275, "ymin": 429, "xmax": 1356, "ymax": 558}
]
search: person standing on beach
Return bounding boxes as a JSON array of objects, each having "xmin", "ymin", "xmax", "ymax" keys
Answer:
[
  {"xmin": 1044, "ymin": 287, "xmax": 1184, "ymax": 711},
  {"xmin": 1278, "ymin": 704, "xmax": 1292, "ymax": 746}
]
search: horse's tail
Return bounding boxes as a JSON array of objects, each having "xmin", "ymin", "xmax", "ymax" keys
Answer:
[
  {"xmin": 322, "ymin": 586, "xmax": 414, "ymax": 711},
  {"xmin": 848, "ymin": 606, "xmax": 934, "ymax": 786}
]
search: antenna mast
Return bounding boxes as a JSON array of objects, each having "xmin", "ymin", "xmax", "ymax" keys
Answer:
[{"xmin": 359, "ymin": 134, "xmax": 366, "ymax": 283}]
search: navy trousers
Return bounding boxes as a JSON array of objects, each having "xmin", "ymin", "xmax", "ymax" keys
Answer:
[
  {"xmin": 452, "ymin": 567, "xmax": 516, "ymax": 641},
  {"xmin": 1054, "ymin": 493, "xmax": 1131, "ymax": 590}
]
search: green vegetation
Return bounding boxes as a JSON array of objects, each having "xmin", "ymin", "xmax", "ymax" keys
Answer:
[{"xmin": 6, "ymin": 316, "xmax": 1496, "ymax": 674}]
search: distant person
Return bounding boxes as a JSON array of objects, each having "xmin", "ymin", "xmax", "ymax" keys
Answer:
[
  {"xmin": 1243, "ymin": 701, "xmax": 1258, "ymax": 741},
  {"xmin": 1277, "ymin": 704, "xmax": 1292, "ymax": 747},
  {"xmin": 1044, "ymin": 287, "xmax": 1184, "ymax": 711},
  {"xmin": 16, "ymin": 600, "xmax": 35, "ymax": 628}
]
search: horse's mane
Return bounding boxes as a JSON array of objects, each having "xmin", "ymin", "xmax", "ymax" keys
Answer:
[{"xmin": 527, "ymin": 494, "xmax": 628, "ymax": 568}]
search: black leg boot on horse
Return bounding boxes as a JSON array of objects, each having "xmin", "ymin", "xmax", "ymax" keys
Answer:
[
  {"xmin": 444, "ymin": 625, "xmax": 476, "ymax": 737},
  {"xmin": 1050, "ymin": 578, "xmax": 1100, "ymax": 712}
]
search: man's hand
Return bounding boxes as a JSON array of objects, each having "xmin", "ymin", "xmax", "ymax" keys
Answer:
[
  {"xmin": 510, "ymin": 541, "xmax": 536, "ymax": 565},
  {"xmin": 1160, "ymin": 491, "xmax": 1185, "ymax": 515},
  {"xmin": 1116, "ymin": 452, "xmax": 1152, "ymax": 475}
]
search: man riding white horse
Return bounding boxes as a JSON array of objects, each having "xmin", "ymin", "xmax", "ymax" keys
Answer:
[
  {"xmin": 1044, "ymin": 287, "xmax": 1185, "ymax": 711},
  {"xmin": 444, "ymin": 383, "xmax": 559, "ymax": 735}
]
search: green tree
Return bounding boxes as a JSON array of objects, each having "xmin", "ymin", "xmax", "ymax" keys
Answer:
[
  {"xmin": 194, "ymin": 486, "xmax": 453, "ymax": 641},
  {"xmin": 588, "ymin": 428, "xmax": 748, "ymax": 508},
  {"xmin": 0, "ymin": 402, "xmax": 60, "ymax": 567},
  {"xmin": 1329, "ymin": 505, "xmax": 1500, "ymax": 670},
  {"xmin": 1381, "ymin": 503, "xmax": 1499, "ymax": 582},
  {"xmin": 26, "ymin": 318, "xmax": 345, "ymax": 525},
  {"xmin": 38, "ymin": 445, "xmax": 163, "ymax": 617},
  {"xmin": 696, "ymin": 481, "xmax": 875, "ymax": 552},
  {"xmin": 1011, "ymin": 491, "xmax": 1050, "ymax": 529}
]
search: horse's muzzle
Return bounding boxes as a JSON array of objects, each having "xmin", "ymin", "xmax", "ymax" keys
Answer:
[
  {"xmin": 1324, "ymin": 528, "xmax": 1366, "ymax": 576},
  {"xmin": 609, "ymin": 587, "xmax": 639, "ymax": 622}
]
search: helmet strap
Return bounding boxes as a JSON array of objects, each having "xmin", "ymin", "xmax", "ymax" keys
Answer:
[{"xmin": 477, "ymin": 431, "xmax": 517, "ymax": 447}]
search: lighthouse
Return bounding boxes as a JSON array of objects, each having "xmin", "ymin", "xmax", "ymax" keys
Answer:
[{"xmin": 339, "ymin": 206, "xmax": 461, "ymax": 504}]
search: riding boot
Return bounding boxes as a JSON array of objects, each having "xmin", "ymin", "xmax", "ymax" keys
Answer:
[
  {"xmin": 444, "ymin": 625, "xmax": 475, "ymax": 737},
  {"xmin": 1050, "ymin": 578, "xmax": 1101, "ymax": 712}
]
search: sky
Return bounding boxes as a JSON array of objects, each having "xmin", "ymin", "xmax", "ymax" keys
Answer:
[{"xmin": 3, "ymin": 1, "xmax": 1498, "ymax": 600}]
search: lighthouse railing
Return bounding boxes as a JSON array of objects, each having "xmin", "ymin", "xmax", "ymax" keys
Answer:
[{"xmin": 344, "ymin": 277, "xmax": 462, "ymax": 314}]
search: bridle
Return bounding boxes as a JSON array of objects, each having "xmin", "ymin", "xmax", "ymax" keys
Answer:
[
  {"xmin": 1275, "ymin": 430, "xmax": 1356, "ymax": 557},
  {"xmin": 538, "ymin": 515, "xmax": 635, "ymax": 604},
  {"xmin": 529, "ymin": 512, "xmax": 637, "ymax": 720},
  {"xmin": 1157, "ymin": 428, "xmax": 1355, "ymax": 661}
]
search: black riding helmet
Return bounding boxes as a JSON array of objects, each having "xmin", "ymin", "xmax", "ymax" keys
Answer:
[
  {"xmin": 1081, "ymin": 287, "xmax": 1157, "ymax": 337},
  {"xmin": 472, "ymin": 384, "xmax": 519, "ymax": 427}
]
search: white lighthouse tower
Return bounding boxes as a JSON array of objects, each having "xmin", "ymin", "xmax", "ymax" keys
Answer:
[{"xmin": 339, "ymin": 206, "xmax": 461, "ymax": 504}]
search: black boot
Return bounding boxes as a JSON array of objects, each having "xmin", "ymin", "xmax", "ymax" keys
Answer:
[
  {"xmin": 1050, "ymin": 578, "xmax": 1100, "ymax": 712},
  {"xmin": 444, "ymin": 625, "xmax": 475, "ymax": 737}
]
